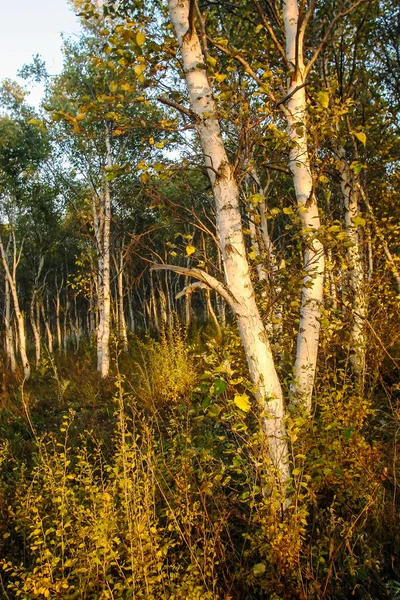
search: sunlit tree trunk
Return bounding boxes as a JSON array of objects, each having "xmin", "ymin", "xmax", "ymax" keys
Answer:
[
  {"xmin": 55, "ymin": 274, "xmax": 63, "ymax": 350},
  {"xmin": 336, "ymin": 144, "xmax": 366, "ymax": 387},
  {"xmin": 92, "ymin": 127, "xmax": 112, "ymax": 377},
  {"xmin": 40, "ymin": 299, "xmax": 54, "ymax": 355},
  {"xmin": 0, "ymin": 235, "xmax": 30, "ymax": 379},
  {"xmin": 30, "ymin": 292, "xmax": 41, "ymax": 367},
  {"xmin": 168, "ymin": 0, "xmax": 290, "ymax": 487},
  {"xmin": 4, "ymin": 276, "xmax": 17, "ymax": 373},
  {"xmin": 283, "ymin": 0, "xmax": 325, "ymax": 410}
]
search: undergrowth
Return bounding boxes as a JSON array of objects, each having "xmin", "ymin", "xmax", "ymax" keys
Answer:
[{"xmin": 0, "ymin": 327, "xmax": 399, "ymax": 599}]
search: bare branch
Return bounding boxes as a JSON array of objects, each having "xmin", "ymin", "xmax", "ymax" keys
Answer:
[
  {"xmin": 305, "ymin": 0, "xmax": 372, "ymax": 76},
  {"xmin": 252, "ymin": 0, "xmax": 290, "ymax": 67},
  {"xmin": 157, "ymin": 95, "xmax": 194, "ymax": 119},
  {"xmin": 176, "ymin": 280, "xmax": 209, "ymax": 299},
  {"xmin": 151, "ymin": 263, "xmax": 238, "ymax": 310},
  {"xmin": 207, "ymin": 37, "xmax": 277, "ymax": 103},
  {"xmin": 275, "ymin": 81, "xmax": 308, "ymax": 108}
]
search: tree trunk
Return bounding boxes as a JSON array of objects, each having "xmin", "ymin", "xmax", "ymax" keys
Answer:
[
  {"xmin": 0, "ymin": 236, "xmax": 30, "ymax": 379},
  {"xmin": 30, "ymin": 292, "xmax": 41, "ymax": 367},
  {"xmin": 41, "ymin": 299, "xmax": 54, "ymax": 355},
  {"xmin": 93, "ymin": 128, "xmax": 112, "ymax": 377},
  {"xmin": 168, "ymin": 0, "xmax": 290, "ymax": 487},
  {"xmin": 117, "ymin": 247, "xmax": 128, "ymax": 352},
  {"xmin": 283, "ymin": 0, "xmax": 325, "ymax": 410},
  {"xmin": 4, "ymin": 276, "xmax": 17, "ymax": 373},
  {"xmin": 336, "ymin": 145, "xmax": 366, "ymax": 387}
]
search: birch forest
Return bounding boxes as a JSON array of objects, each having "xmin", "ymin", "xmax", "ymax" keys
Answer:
[{"xmin": 0, "ymin": 0, "xmax": 400, "ymax": 598}]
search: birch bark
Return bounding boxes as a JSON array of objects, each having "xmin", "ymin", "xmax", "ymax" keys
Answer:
[
  {"xmin": 283, "ymin": 0, "xmax": 325, "ymax": 410},
  {"xmin": 4, "ymin": 276, "xmax": 17, "ymax": 373},
  {"xmin": 336, "ymin": 145, "xmax": 366, "ymax": 386},
  {"xmin": 92, "ymin": 128, "xmax": 112, "ymax": 377},
  {"xmin": 0, "ymin": 236, "xmax": 30, "ymax": 379},
  {"xmin": 168, "ymin": 0, "xmax": 290, "ymax": 486}
]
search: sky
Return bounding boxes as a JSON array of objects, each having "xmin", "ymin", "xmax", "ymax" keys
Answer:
[{"xmin": 0, "ymin": 0, "xmax": 82, "ymax": 107}]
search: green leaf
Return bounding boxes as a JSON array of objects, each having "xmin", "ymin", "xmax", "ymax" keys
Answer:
[
  {"xmin": 234, "ymin": 394, "xmax": 251, "ymax": 412},
  {"xmin": 253, "ymin": 563, "xmax": 266, "ymax": 576},
  {"xmin": 207, "ymin": 404, "xmax": 222, "ymax": 418},
  {"xmin": 350, "ymin": 161, "xmax": 363, "ymax": 175},
  {"xmin": 212, "ymin": 378, "xmax": 227, "ymax": 396},
  {"xmin": 352, "ymin": 215, "xmax": 366, "ymax": 227},
  {"xmin": 343, "ymin": 427, "xmax": 355, "ymax": 439},
  {"xmin": 316, "ymin": 91, "xmax": 329, "ymax": 108},
  {"xmin": 249, "ymin": 193, "xmax": 263, "ymax": 206}
]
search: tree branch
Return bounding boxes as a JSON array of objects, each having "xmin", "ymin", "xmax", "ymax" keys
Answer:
[
  {"xmin": 151, "ymin": 263, "xmax": 238, "ymax": 310},
  {"xmin": 275, "ymin": 82, "xmax": 308, "ymax": 108},
  {"xmin": 157, "ymin": 95, "xmax": 194, "ymax": 119},
  {"xmin": 305, "ymin": 0, "xmax": 372, "ymax": 76},
  {"xmin": 176, "ymin": 280, "xmax": 209, "ymax": 299},
  {"xmin": 252, "ymin": 0, "xmax": 290, "ymax": 68}
]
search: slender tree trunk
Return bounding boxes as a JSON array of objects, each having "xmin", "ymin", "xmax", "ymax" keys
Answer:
[
  {"xmin": 30, "ymin": 292, "xmax": 41, "ymax": 366},
  {"xmin": 4, "ymin": 276, "xmax": 17, "ymax": 373},
  {"xmin": 127, "ymin": 289, "xmax": 135, "ymax": 332},
  {"xmin": 168, "ymin": 0, "xmax": 290, "ymax": 486},
  {"xmin": 283, "ymin": 0, "xmax": 325, "ymax": 410},
  {"xmin": 63, "ymin": 294, "xmax": 69, "ymax": 354},
  {"xmin": 41, "ymin": 300, "xmax": 54, "ymax": 355},
  {"xmin": 336, "ymin": 145, "xmax": 366, "ymax": 387},
  {"xmin": 149, "ymin": 270, "xmax": 160, "ymax": 333},
  {"xmin": 117, "ymin": 248, "xmax": 128, "ymax": 352},
  {"xmin": 357, "ymin": 184, "xmax": 400, "ymax": 294},
  {"xmin": 55, "ymin": 275, "xmax": 63, "ymax": 350},
  {"xmin": 216, "ymin": 246, "xmax": 226, "ymax": 328},
  {"xmin": 92, "ymin": 128, "xmax": 112, "ymax": 377}
]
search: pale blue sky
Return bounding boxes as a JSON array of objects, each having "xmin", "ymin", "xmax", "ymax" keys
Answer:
[{"xmin": 0, "ymin": 0, "xmax": 82, "ymax": 106}]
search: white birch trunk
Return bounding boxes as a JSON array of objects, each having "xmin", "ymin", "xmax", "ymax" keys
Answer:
[
  {"xmin": 30, "ymin": 292, "xmax": 41, "ymax": 366},
  {"xmin": 283, "ymin": 0, "xmax": 325, "ymax": 410},
  {"xmin": 117, "ymin": 248, "xmax": 128, "ymax": 352},
  {"xmin": 168, "ymin": 0, "xmax": 290, "ymax": 486},
  {"xmin": 41, "ymin": 300, "xmax": 54, "ymax": 355},
  {"xmin": 92, "ymin": 129, "xmax": 112, "ymax": 377},
  {"xmin": 4, "ymin": 276, "xmax": 17, "ymax": 373},
  {"xmin": 54, "ymin": 274, "xmax": 63, "ymax": 350},
  {"xmin": 0, "ymin": 237, "xmax": 30, "ymax": 379},
  {"xmin": 101, "ymin": 133, "xmax": 112, "ymax": 375},
  {"xmin": 336, "ymin": 145, "xmax": 366, "ymax": 386}
]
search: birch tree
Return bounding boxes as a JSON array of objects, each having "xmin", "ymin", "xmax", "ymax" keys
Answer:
[{"xmin": 162, "ymin": 0, "xmax": 290, "ymax": 488}]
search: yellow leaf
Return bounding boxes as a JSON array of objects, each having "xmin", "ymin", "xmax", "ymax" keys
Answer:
[
  {"xmin": 121, "ymin": 83, "xmax": 133, "ymax": 92},
  {"xmin": 234, "ymin": 394, "xmax": 251, "ymax": 412},
  {"xmin": 148, "ymin": 137, "xmax": 154, "ymax": 145},
  {"xmin": 134, "ymin": 64, "xmax": 146, "ymax": 76},
  {"xmin": 136, "ymin": 31, "xmax": 146, "ymax": 46},
  {"xmin": 354, "ymin": 131, "xmax": 366, "ymax": 145},
  {"xmin": 186, "ymin": 245, "xmax": 196, "ymax": 256},
  {"xmin": 316, "ymin": 91, "xmax": 329, "ymax": 108},
  {"xmin": 215, "ymin": 73, "xmax": 227, "ymax": 82}
]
